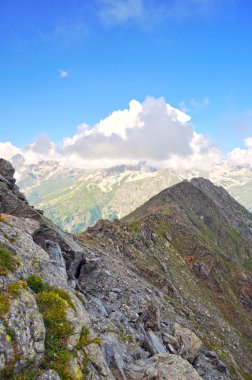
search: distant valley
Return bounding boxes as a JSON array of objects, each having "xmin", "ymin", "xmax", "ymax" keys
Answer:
[{"xmin": 13, "ymin": 154, "xmax": 252, "ymax": 233}]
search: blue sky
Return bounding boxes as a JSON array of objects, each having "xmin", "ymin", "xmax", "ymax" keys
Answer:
[{"xmin": 1, "ymin": 0, "xmax": 252, "ymax": 157}]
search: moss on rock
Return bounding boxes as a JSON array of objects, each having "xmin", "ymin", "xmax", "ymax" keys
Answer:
[
  {"xmin": 0, "ymin": 245, "xmax": 18, "ymax": 275},
  {"xmin": 0, "ymin": 291, "xmax": 10, "ymax": 317},
  {"xmin": 7, "ymin": 281, "xmax": 27, "ymax": 298}
]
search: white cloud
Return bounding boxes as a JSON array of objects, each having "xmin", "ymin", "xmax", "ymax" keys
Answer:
[
  {"xmin": 60, "ymin": 69, "xmax": 69, "ymax": 78},
  {"xmin": 0, "ymin": 97, "xmax": 222, "ymax": 172},
  {"xmin": 62, "ymin": 97, "xmax": 195, "ymax": 164},
  {"xmin": 2, "ymin": 96, "xmax": 250, "ymax": 173},
  {"xmin": 0, "ymin": 142, "xmax": 20, "ymax": 161},
  {"xmin": 228, "ymin": 137, "xmax": 252, "ymax": 167}
]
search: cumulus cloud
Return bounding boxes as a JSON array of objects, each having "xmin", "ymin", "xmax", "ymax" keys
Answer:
[
  {"xmin": 0, "ymin": 142, "xmax": 20, "ymax": 161},
  {"xmin": 63, "ymin": 97, "xmax": 194, "ymax": 164},
  {"xmin": 228, "ymin": 137, "xmax": 252, "ymax": 167},
  {"xmin": 0, "ymin": 96, "xmax": 237, "ymax": 172}
]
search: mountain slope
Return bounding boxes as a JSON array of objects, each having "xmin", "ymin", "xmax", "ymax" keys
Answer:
[
  {"xmin": 77, "ymin": 178, "xmax": 252, "ymax": 379},
  {"xmin": 1, "ymin": 158, "xmax": 252, "ymax": 379}
]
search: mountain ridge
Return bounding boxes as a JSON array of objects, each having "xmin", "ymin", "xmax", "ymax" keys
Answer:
[
  {"xmin": 12, "ymin": 157, "xmax": 252, "ymax": 233},
  {"xmin": 0, "ymin": 158, "xmax": 252, "ymax": 379}
]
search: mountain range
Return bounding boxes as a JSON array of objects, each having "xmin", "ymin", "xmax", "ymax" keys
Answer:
[
  {"xmin": 0, "ymin": 157, "xmax": 252, "ymax": 379},
  {"xmin": 12, "ymin": 154, "xmax": 252, "ymax": 233}
]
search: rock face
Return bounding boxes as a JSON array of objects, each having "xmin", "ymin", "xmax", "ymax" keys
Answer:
[
  {"xmin": 0, "ymin": 158, "xmax": 252, "ymax": 379},
  {"xmin": 0, "ymin": 159, "xmax": 113, "ymax": 379}
]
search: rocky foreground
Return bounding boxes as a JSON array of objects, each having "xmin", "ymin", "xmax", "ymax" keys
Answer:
[{"xmin": 0, "ymin": 158, "xmax": 252, "ymax": 379}]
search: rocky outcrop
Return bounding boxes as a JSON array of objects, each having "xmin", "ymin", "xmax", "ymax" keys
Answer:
[
  {"xmin": 172, "ymin": 323, "xmax": 202, "ymax": 363},
  {"xmin": 125, "ymin": 353, "xmax": 203, "ymax": 379},
  {"xmin": 0, "ymin": 158, "xmax": 41, "ymax": 219},
  {"xmin": 0, "ymin": 159, "xmax": 114, "ymax": 379}
]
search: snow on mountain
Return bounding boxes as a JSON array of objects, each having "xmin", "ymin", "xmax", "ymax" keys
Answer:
[{"xmin": 12, "ymin": 155, "xmax": 252, "ymax": 233}]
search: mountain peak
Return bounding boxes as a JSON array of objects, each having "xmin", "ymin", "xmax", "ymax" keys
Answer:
[{"xmin": 10, "ymin": 153, "xmax": 25, "ymax": 168}]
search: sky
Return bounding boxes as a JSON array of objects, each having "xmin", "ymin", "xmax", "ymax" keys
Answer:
[{"xmin": 1, "ymin": 0, "xmax": 252, "ymax": 170}]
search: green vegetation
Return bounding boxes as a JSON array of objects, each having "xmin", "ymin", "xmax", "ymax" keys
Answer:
[
  {"xmin": 26, "ymin": 275, "xmax": 100, "ymax": 379},
  {"xmin": 119, "ymin": 331, "xmax": 135, "ymax": 344},
  {"xmin": 128, "ymin": 220, "xmax": 141, "ymax": 232},
  {"xmin": 77, "ymin": 325, "xmax": 101, "ymax": 349},
  {"xmin": 26, "ymin": 275, "xmax": 74, "ymax": 378},
  {"xmin": 0, "ymin": 358, "xmax": 40, "ymax": 380},
  {"xmin": 37, "ymin": 290, "xmax": 73, "ymax": 379},
  {"xmin": 52, "ymin": 287, "xmax": 75, "ymax": 309},
  {"xmin": 238, "ymin": 369, "xmax": 252, "ymax": 380},
  {"xmin": 0, "ymin": 245, "xmax": 18, "ymax": 275},
  {"xmin": 27, "ymin": 274, "xmax": 49, "ymax": 293},
  {"xmin": 0, "ymin": 291, "xmax": 10, "ymax": 317},
  {"xmin": 5, "ymin": 326, "xmax": 16, "ymax": 341},
  {"xmin": 203, "ymin": 335, "xmax": 241, "ymax": 379},
  {"xmin": 7, "ymin": 281, "xmax": 27, "ymax": 297},
  {"xmin": 243, "ymin": 258, "xmax": 252, "ymax": 272}
]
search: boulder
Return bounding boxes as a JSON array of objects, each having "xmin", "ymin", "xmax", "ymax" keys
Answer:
[
  {"xmin": 162, "ymin": 332, "xmax": 179, "ymax": 350},
  {"xmin": 193, "ymin": 263, "xmax": 211, "ymax": 279},
  {"xmin": 45, "ymin": 240, "xmax": 66, "ymax": 270},
  {"xmin": 0, "ymin": 158, "xmax": 15, "ymax": 180},
  {"xmin": 173, "ymin": 323, "xmax": 202, "ymax": 363},
  {"xmin": 125, "ymin": 353, "xmax": 203, "ymax": 379}
]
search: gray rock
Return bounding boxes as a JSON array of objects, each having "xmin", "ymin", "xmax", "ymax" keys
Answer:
[
  {"xmin": 162, "ymin": 332, "xmax": 179, "ymax": 349},
  {"xmin": 140, "ymin": 304, "xmax": 161, "ymax": 331},
  {"xmin": 111, "ymin": 287, "xmax": 122, "ymax": 294},
  {"xmin": 161, "ymin": 262, "xmax": 168, "ymax": 273},
  {"xmin": 193, "ymin": 353, "xmax": 231, "ymax": 380},
  {"xmin": 121, "ymin": 304, "xmax": 139, "ymax": 322},
  {"xmin": 173, "ymin": 323, "xmax": 202, "ymax": 363},
  {"xmin": 7, "ymin": 290, "xmax": 46, "ymax": 362},
  {"xmin": 0, "ymin": 158, "xmax": 15, "ymax": 180},
  {"xmin": 206, "ymin": 351, "xmax": 218, "ymax": 359},
  {"xmin": 45, "ymin": 240, "xmax": 66, "ymax": 269},
  {"xmin": 144, "ymin": 329, "xmax": 167, "ymax": 355},
  {"xmin": 0, "ymin": 321, "xmax": 14, "ymax": 369},
  {"xmin": 37, "ymin": 369, "xmax": 61, "ymax": 380},
  {"xmin": 165, "ymin": 232, "xmax": 172, "ymax": 242},
  {"xmin": 151, "ymin": 232, "xmax": 157, "ymax": 242},
  {"xmin": 193, "ymin": 263, "xmax": 211, "ymax": 279},
  {"xmin": 129, "ymin": 346, "xmax": 150, "ymax": 361},
  {"xmin": 125, "ymin": 353, "xmax": 203, "ymax": 379},
  {"xmin": 91, "ymin": 296, "xmax": 108, "ymax": 317},
  {"xmin": 212, "ymin": 358, "xmax": 228, "ymax": 373}
]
